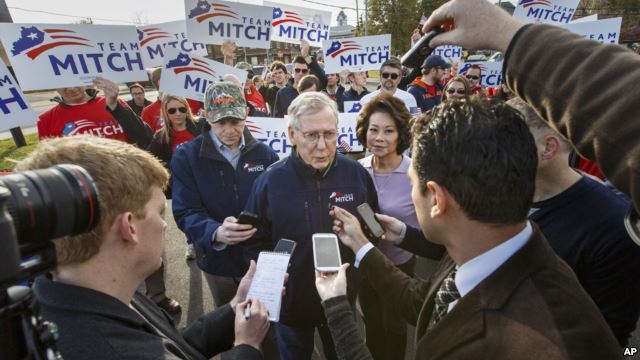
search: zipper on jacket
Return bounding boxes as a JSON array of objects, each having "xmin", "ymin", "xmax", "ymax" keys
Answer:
[
  {"xmin": 219, "ymin": 170, "xmax": 226, "ymax": 189},
  {"xmin": 304, "ymin": 201, "xmax": 310, "ymax": 224}
]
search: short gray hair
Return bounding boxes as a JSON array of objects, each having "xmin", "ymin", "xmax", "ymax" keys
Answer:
[{"xmin": 287, "ymin": 92, "xmax": 338, "ymax": 129}]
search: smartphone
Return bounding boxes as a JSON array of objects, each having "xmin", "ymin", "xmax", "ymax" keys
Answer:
[
  {"xmin": 357, "ymin": 203, "xmax": 385, "ymax": 239},
  {"xmin": 274, "ymin": 238, "xmax": 297, "ymax": 255},
  {"xmin": 237, "ymin": 211, "xmax": 259, "ymax": 227},
  {"xmin": 312, "ymin": 233, "xmax": 342, "ymax": 273},
  {"xmin": 401, "ymin": 28, "xmax": 444, "ymax": 69}
]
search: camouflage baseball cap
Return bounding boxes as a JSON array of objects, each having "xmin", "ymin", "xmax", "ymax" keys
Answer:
[{"xmin": 204, "ymin": 81, "xmax": 246, "ymax": 123}]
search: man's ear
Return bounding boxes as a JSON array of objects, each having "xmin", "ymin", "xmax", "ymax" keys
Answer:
[
  {"xmin": 117, "ymin": 212, "xmax": 139, "ymax": 245},
  {"xmin": 426, "ymin": 181, "xmax": 448, "ymax": 218},
  {"xmin": 541, "ymin": 135, "xmax": 561, "ymax": 161},
  {"xmin": 288, "ymin": 126, "xmax": 297, "ymax": 146}
]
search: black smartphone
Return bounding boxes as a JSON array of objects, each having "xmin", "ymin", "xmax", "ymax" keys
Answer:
[
  {"xmin": 357, "ymin": 203, "xmax": 385, "ymax": 239},
  {"xmin": 401, "ymin": 28, "xmax": 444, "ymax": 69},
  {"xmin": 274, "ymin": 238, "xmax": 297, "ymax": 255},
  {"xmin": 237, "ymin": 211, "xmax": 260, "ymax": 227}
]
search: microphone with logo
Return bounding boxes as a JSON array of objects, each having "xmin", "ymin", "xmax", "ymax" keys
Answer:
[{"xmin": 0, "ymin": 164, "xmax": 100, "ymax": 360}]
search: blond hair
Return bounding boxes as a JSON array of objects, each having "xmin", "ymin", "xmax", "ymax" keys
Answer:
[
  {"xmin": 159, "ymin": 94, "xmax": 196, "ymax": 144},
  {"xmin": 14, "ymin": 136, "xmax": 169, "ymax": 266}
]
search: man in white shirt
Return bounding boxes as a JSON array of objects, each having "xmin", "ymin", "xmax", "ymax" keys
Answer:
[
  {"xmin": 316, "ymin": 98, "xmax": 620, "ymax": 359},
  {"xmin": 360, "ymin": 59, "xmax": 418, "ymax": 113}
]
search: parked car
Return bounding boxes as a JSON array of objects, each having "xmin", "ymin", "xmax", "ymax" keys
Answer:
[
  {"xmin": 488, "ymin": 52, "xmax": 504, "ymax": 62},
  {"xmin": 465, "ymin": 54, "xmax": 486, "ymax": 63}
]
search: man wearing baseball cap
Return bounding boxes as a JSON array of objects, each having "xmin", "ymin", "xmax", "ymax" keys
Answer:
[
  {"xmin": 171, "ymin": 81, "xmax": 279, "ymax": 318},
  {"xmin": 408, "ymin": 54, "xmax": 451, "ymax": 113}
]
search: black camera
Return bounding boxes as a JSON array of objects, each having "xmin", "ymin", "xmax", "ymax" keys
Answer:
[{"xmin": 0, "ymin": 164, "xmax": 100, "ymax": 360}]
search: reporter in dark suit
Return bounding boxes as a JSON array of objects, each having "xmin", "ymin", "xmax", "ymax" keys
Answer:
[{"xmin": 323, "ymin": 98, "xmax": 621, "ymax": 360}]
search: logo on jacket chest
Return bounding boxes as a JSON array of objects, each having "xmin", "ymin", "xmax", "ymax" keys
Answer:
[
  {"xmin": 329, "ymin": 191, "xmax": 354, "ymax": 203},
  {"xmin": 243, "ymin": 162, "xmax": 265, "ymax": 173}
]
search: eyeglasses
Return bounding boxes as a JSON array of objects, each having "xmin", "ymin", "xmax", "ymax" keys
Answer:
[
  {"xmin": 446, "ymin": 88, "xmax": 466, "ymax": 95},
  {"xmin": 294, "ymin": 68, "xmax": 309, "ymax": 74},
  {"xmin": 299, "ymin": 130, "xmax": 338, "ymax": 144},
  {"xmin": 167, "ymin": 107, "xmax": 187, "ymax": 115},
  {"xmin": 465, "ymin": 75, "xmax": 480, "ymax": 80},
  {"xmin": 381, "ymin": 72, "xmax": 400, "ymax": 80}
]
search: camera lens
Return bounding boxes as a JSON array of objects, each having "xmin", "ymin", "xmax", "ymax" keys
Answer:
[{"xmin": 0, "ymin": 164, "xmax": 100, "ymax": 252}]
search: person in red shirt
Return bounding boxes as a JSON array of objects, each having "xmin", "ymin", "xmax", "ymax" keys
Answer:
[
  {"xmin": 148, "ymin": 94, "xmax": 202, "ymax": 264},
  {"xmin": 407, "ymin": 55, "xmax": 450, "ymax": 113},
  {"xmin": 464, "ymin": 64, "xmax": 486, "ymax": 96},
  {"xmin": 37, "ymin": 77, "xmax": 151, "ymax": 148},
  {"xmin": 141, "ymin": 68, "xmax": 203, "ymax": 132},
  {"xmin": 148, "ymin": 94, "xmax": 201, "ymax": 173}
]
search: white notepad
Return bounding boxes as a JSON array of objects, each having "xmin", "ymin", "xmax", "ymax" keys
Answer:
[{"xmin": 246, "ymin": 251, "xmax": 290, "ymax": 322}]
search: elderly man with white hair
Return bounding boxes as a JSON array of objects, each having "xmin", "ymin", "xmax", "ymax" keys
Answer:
[{"xmin": 244, "ymin": 92, "xmax": 379, "ymax": 360}]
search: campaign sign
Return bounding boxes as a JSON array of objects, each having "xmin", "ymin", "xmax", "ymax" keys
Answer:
[
  {"xmin": 159, "ymin": 47, "xmax": 247, "ymax": 102},
  {"xmin": 513, "ymin": 0, "xmax": 580, "ymax": 25},
  {"xmin": 247, "ymin": 113, "xmax": 362, "ymax": 157},
  {"xmin": 458, "ymin": 62, "xmax": 504, "ymax": 87},
  {"xmin": 0, "ymin": 24, "xmax": 147, "ymax": 91},
  {"xmin": 343, "ymin": 101, "xmax": 363, "ymax": 114},
  {"xmin": 185, "ymin": 0, "xmax": 273, "ymax": 49},
  {"xmin": 433, "ymin": 45, "xmax": 463, "ymax": 63},
  {"xmin": 571, "ymin": 14, "xmax": 598, "ymax": 23},
  {"xmin": 138, "ymin": 21, "xmax": 207, "ymax": 68},
  {"xmin": 0, "ymin": 60, "xmax": 38, "ymax": 131},
  {"xmin": 265, "ymin": 2, "xmax": 331, "ymax": 47},
  {"xmin": 322, "ymin": 35, "xmax": 390, "ymax": 74},
  {"xmin": 561, "ymin": 18, "xmax": 622, "ymax": 44}
]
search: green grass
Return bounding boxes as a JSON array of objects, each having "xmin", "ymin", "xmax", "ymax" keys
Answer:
[{"xmin": 0, "ymin": 133, "xmax": 39, "ymax": 171}]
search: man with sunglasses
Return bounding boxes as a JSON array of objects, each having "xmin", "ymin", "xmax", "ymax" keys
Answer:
[
  {"xmin": 171, "ymin": 82, "xmax": 279, "ymax": 333},
  {"xmin": 244, "ymin": 92, "xmax": 378, "ymax": 360},
  {"xmin": 274, "ymin": 40, "xmax": 328, "ymax": 117},
  {"xmin": 408, "ymin": 55, "xmax": 451, "ymax": 113},
  {"xmin": 361, "ymin": 58, "xmax": 418, "ymax": 113},
  {"xmin": 464, "ymin": 64, "xmax": 485, "ymax": 95}
]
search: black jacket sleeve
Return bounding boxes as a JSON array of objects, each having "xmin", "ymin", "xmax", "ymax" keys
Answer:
[
  {"xmin": 398, "ymin": 67, "xmax": 421, "ymax": 91},
  {"xmin": 308, "ymin": 57, "xmax": 328, "ymax": 89},
  {"xmin": 108, "ymin": 101, "xmax": 152, "ymax": 148},
  {"xmin": 322, "ymin": 295, "xmax": 372, "ymax": 360},
  {"xmin": 181, "ymin": 304, "xmax": 236, "ymax": 358},
  {"xmin": 399, "ymin": 225, "xmax": 446, "ymax": 260}
]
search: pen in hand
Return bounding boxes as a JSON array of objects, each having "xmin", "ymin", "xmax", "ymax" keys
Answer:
[{"xmin": 244, "ymin": 301, "xmax": 251, "ymax": 320}]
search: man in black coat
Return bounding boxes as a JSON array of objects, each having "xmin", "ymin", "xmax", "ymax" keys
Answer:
[{"xmin": 19, "ymin": 135, "xmax": 270, "ymax": 360}]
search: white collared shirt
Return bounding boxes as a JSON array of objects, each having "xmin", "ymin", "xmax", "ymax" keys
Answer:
[
  {"xmin": 355, "ymin": 221, "xmax": 533, "ymax": 312},
  {"xmin": 449, "ymin": 221, "xmax": 532, "ymax": 311}
]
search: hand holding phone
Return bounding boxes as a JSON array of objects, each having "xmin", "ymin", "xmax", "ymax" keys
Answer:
[
  {"xmin": 357, "ymin": 203, "xmax": 385, "ymax": 239},
  {"xmin": 313, "ymin": 233, "xmax": 342, "ymax": 273},
  {"xmin": 237, "ymin": 211, "xmax": 260, "ymax": 228}
]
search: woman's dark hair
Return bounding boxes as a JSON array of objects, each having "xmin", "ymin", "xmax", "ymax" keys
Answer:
[{"xmin": 356, "ymin": 92, "xmax": 412, "ymax": 155}]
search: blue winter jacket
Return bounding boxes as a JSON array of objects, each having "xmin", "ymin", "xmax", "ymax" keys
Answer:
[
  {"xmin": 172, "ymin": 125, "xmax": 279, "ymax": 277},
  {"xmin": 244, "ymin": 150, "xmax": 378, "ymax": 327}
]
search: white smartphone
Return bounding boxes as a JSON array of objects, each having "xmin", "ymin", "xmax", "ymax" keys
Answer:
[{"xmin": 312, "ymin": 233, "xmax": 342, "ymax": 273}]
